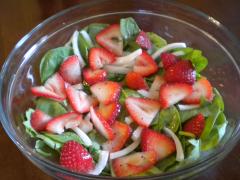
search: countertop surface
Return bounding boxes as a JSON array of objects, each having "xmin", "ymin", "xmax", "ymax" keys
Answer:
[{"xmin": 0, "ymin": 0, "xmax": 239, "ymax": 179}]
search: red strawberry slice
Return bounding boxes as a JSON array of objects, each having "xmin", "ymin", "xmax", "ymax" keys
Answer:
[
  {"xmin": 161, "ymin": 52, "xmax": 178, "ymax": 70},
  {"xmin": 159, "ymin": 83, "xmax": 193, "ymax": 109},
  {"xmin": 125, "ymin": 72, "xmax": 149, "ymax": 90},
  {"xmin": 90, "ymin": 107, "xmax": 114, "ymax": 140},
  {"xmin": 125, "ymin": 97, "xmax": 160, "ymax": 127},
  {"xmin": 97, "ymin": 102, "xmax": 121, "ymax": 125},
  {"xmin": 90, "ymin": 81, "xmax": 121, "ymax": 105},
  {"xmin": 66, "ymin": 86, "xmax": 96, "ymax": 114},
  {"xmin": 183, "ymin": 77, "xmax": 213, "ymax": 104},
  {"xmin": 60, "ymin": 141, "xmax": 94, "ymax": 173},
  {"xmin": 136, "ymin": 31, "xmax": 152, "ymax": 49},
  {"xmin": 102, "ymin": 121, "xmax": 132, "ymax": 152},
  {"xmin": 133, "ymin": 51, "xmax": 158, "ymax": 77},
  {"xmin": 46, "ymin": 112, "xmax": 82, "ymax": 134},
  {"xmin": 59, "ymin": 55, "xmax": 81, "ymax": 84},
  {"xmin": 96, "ymin": 24, "xmax": 123, "ymax": 56},
  {"xmin": 30, "ymin": 109, "xmax": 52, "ymax": 132},
  {"xmin": 89, "ymin": 47, "xmax": 116, "ymax": 70},
  {"xmin": 141, "ymin": 128, "xmax": 176, "ymax": 161},
  {"xmin": 183, "ymin": 114, "xmax": 205, "ymax": 137},
  {"xmin": 83, "ymin": 68, "xmax": 107, "ymax": 85},
  {"xmin": 31, "ymin": 73, "xmax": 66, "ymax": 101},
  {"xmin": 164, "ymin": 60, "xmax": 196, "ymax": 85},
  {"xmin": 112, "ymin": 151, "xmax": 157, "ymax": 177}
]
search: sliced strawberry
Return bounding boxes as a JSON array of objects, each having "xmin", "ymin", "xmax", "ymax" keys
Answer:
[
  {"xmin": 125, "ymin": 97, "xmax": 160, "ymax": 127},
  {"xmin": 90, "ymin": 107, "xmax": 114, "ymax": 140},
  {"xmin": 46, "ymin": 112, "xmax": 82, "ymax": 134},
  {"xmin": 133, "ymin": 51, "xmax": 158, "ymax": 77},
  {"xmin": 183, "ymin": 114, "xmax": 205, "ymax": 137},
  {"xmin": 164, "ymin": 60, "xmax": 196, "ymax": 85},
  {"xmin": 125, "ymin": 72, "xmax": 149, "ymax": 90},
  {"xmin": 97, "ymin": 102, "xmax": 121, "ymax": 125},
  {"xmin": 30, "ymin": 109, "xmax": 52, "ymax": 132},
  {"xmin": 89, "ymin": 47, "xmax": 116, "ymax": 70},
  {"xmin": 183, "ymin": 77, "xmax": 213, "ymax": 104},
  {"xmin": 96, "ymin": 24, "xmax": 123, "ymax": 56},
  {"xmin": 149, "ymin": 75, "xmax": 165, "ymax": 100},
  {"xmin": 60, "ymin": 141, "xmax": 94, "ymax": 173},
  {"xmin": 31, "ymin": 73, "xmax": 66, "ymax": 101},
  {"xmin": 112, "ymin": 151, "xmax": 157, "ymax": 177},
  {"xmin": 59, "ymin": 55, "xmax": 81, "ymax": 84},
  {"xmin": 159, "ymin": 83, "xmax": 193, "ymax": 109},
  {"xmin": 161, "ymin": 52, "xmax": 178, "ymax": 70},
  {"xmin": 102, "ymin": 121, "xmax": 132, "ymax": 152},
  {"xmin": 66, "ymin": 86, "xmax": 96, "ymax": 114},
  {"xmin": 83, "ymin": 68, "xmax": 107, "ymax": 85},
  {"xmin": 141, "ymin": 128, "xmax": 176, "ymax": 161},
  {"xmin": 90, "ymin": 81, "xmax": 121, "ymax": 105},
  {"xmin": 136, "ymin": 31, "xmax": 152, "ymax": 50}
]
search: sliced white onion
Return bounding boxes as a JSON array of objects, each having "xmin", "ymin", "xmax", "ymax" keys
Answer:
[
  {"xmin": 178, "ymin": 104, "xmax": 200, "ymax": 111},
  {"xmin": 152, "ymin": 42, "xmax": 186, "ymax": 59},
  {"xmin": 104, "ymin": 64, "xmax": 132, "ymax": 74},
  {"xmin": 172, "ymin": 50, "xmax": 185, "ymax": 57},
  {"xmin": 89, "ymin": 150, "xmax": 109, "ymax": 175},
  {"xmin": 71, "ymin": 127, "xmax": 92, "ymax": 147},
  {"xmin": 110, "ymin": 139, "xmax": 141, "ymax": 160},
  {"xmin": 72, "ymin": 83, "xmax": 83, "ymax": 90},
  {"xmin": 131, "ymin": 127, "xmax": 143, "ymax": 141},
  {"xmin": 124, "ymin": 116, "xmax": 133, "ymax": 125},
  {"xmin": 163, "ymin": 127, "xmax": 184, "ymax": 162},
  {"xmin": 80, "ymin": 30, "xmax": 93, "ymax": 47},
  {"xmin": 114, "ymin": 49, "xmax": 142, "ymax": 65},
  {"xmin": 148, "ymin": 76, "xmax": 165, "ymax": 100},
  {"xmin": 72, "ymin": 31, "xmax": 85, "ymax": 67},
  {"xmin": 137, "ymin": 90, "xmax": 150, "ymax": 98}
]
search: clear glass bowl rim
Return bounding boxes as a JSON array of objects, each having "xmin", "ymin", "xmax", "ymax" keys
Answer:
[{"xmin": 0, "ymin": 0, "xmax": 240, "ymax": 179}]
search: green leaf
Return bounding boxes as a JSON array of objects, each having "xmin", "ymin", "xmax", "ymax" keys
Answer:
[
  {"xmin": 123, "ymin": 39, "xmax": 140, "ymax": 52},
  {"xmin": 212, "ymin": 88, "xmax": 224, "ymax": 111},
  {"xmin": 40, "ymin": 47, "xmax": 73, "ymax": 83},
  {"xmin": 151, "ymin": 106, "xmax": 180, "ymax": 133},
  {"xmin": 82, "ymin": 81, "xmax": 91, "ymax": 94},
  {"xmin": 42, "ymin": 131, "xmax": 84, "ymax": 145},
  {"xmin": 180, "ymin": 48, "xmax": 208, "ymax": 73},
  {"xmin": 119, "ymin": 88, "xmax": 143, "ymax": 105},
  {"xmin": 201, "ymin": 112, "xmax": 228, "ymax": 151},
  {"xmin": 35, "ymin": 98, "xmax": 67, "ymax": 117},
  {"xmin": 147, "ymin": 32, "xmax": 167, "ymax": 54},
  {"xmin": 84, "ymin": 23, "xmax": 109, "ymax": 44},
  {"xmin": 107, "ymin": 73, "xmax": 125, "ymax": 82},
  {"xmin": 178, "ymin": 131, "xmax": 196, "ymax": 139},
  {"xmin": 23, "ymin": 108, "xmax": 37, "ymax": 138},
  {"xmin": 37, "ymin": 134, "xmax": 62, "ymax": 151},
  {"xmin": 120, "ymin": 17, "xmax": 140, "ymax": 40},
  {"xmin": 35, "ymin": 140, "xmax": 59, "ymax": 158},
  {"xmin": 156, "ymin": 154, "xmax": 177, "ymax": 172},
  {"xmin": 78, "ymin": 33, "xmax": 92, "ymax": 62},
  {"xmin": 186, "ymin": 139, "xmax": 200, "ymax": 160},
  {"xmin": 88, "ymin": 129, "xmax": 107, "ymax": 144},
  {"xmin": 87, "ymin": 142, "xmax": 100, "ymax": 162}
]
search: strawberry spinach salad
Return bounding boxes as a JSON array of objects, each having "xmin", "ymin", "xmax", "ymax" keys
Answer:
[{"xmin": 22, "ymin": 17, "xmax": 227, "ymax": 177}]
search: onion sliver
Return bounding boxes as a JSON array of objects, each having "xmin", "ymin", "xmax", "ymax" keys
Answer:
[
  {"xmin": 114, "ymin": 49, "xmax": 142, "ymax": 65},
  {"xmin": 172, "ymin": 50, "xmax": 185, "ymax": 57},
  {"xmin": 104, "ymin": 64, "xmax": 132, "ymax": 74},
  {"xmin": 178, "ymin": 104, "xmax": 200, "ymax": 111},
  {"xmin": 124, "ymin": 116, "xmax": 133, "ymax": 125},
  {"xmin": 89, "ymin": 150, "xmax": 109, "ymax": 175},
  {"xmin": 137, "ymin": 90, "xmax": 150, "ymax": 97},
  {"xmin": 72, "ymin": 31, "xmax": 85, "ymax": 67},
  {"xmin": 71, "ymin": 127, "xmax": 92, "ymax": 147},
  {"xmin": 131, "ymin": 127, "xmax": 143, "ymax": 141},
  {"xmin": 80, "ymin": 30, "xmax": 93, "ymax": 47}
]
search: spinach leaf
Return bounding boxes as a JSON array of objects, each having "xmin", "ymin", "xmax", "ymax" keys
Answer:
[
  {"xmin": 40, "ymin": 47, "xmax": 73, "ymax": 83},
  {"xmin": 107, "ymin": 73, "xmax": 125, "ymax": 82},
  {"xmin": 37, "ymin": 134, "xmax": 62, "ymax": 152},
  {"xmin": 35, "ymin": 140, "xmax": 59, "ymax": 158},
  {"xmin": 180, "ymin": 48, "xmax": 208, "ymax": 73},
  {"xmin": 119, "ymin": 88, "xmax": 143, "ymax": 105},
  {"xmin": 212, "ymin": 88, "xmax": 224, "ymax": 111},
  {"xmin": 42, "ymin": 131, "xmax": 84, "ymax": 145},
  {"xmin": 35, "ymin": 98, "xmax": 67, "ymax": 117},
  {"xmin": 147, "ymin": 32, "xmax": 167, "ymax": 54},
  {"xmin": 185, "ymin": 139, "xmax": 200, "ymax": 160},
  {"xmin": 123, "ymin": 39, "xmax": 140, "ymax": 52},
  {"xmin": 156, "ymin": 154, "xmax": 177, "ymax": 172},
  {"xmin": 151, "ymin": 106, "xmax": 180, "ymax": 133},
  {"xmin": 87, "ymin": 142, "xmax": 100, "ymax": 162},
  {"xmin": 23, "ymin": 108, "xmax": 37, "ymax": 138},
  {"xmin": 84, "ymin": 23, "xmax": 109, "ymax": 43},
  {"xmin": 120, "ymin": 17, "xmax": 140, "ymax": 40},
  {"xmin": 88, "ymin": 129, "xmax": 107, "ymax": 145}
]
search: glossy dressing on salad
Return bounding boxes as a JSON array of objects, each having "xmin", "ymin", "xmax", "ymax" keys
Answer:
[{"xmin": 23, "ymin": 17, "xmax": 227, "ymax": 177}]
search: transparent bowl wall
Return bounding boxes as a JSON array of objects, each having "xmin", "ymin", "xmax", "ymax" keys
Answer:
[{"xmin": 1, "ymin": 0, "xmax": 240, "ymax": 179}]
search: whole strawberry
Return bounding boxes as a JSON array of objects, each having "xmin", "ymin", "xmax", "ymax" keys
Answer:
[
  {"xmin": 183, "ymin": 114, "xmax": 205, "ymax": 137},
  {"xmin": 60, "ymin": 141, "xmax": 94, "ymax": 173},
  {"xmin": 164, "ymin": 60, "xmax": 196, "ymax": 85}
]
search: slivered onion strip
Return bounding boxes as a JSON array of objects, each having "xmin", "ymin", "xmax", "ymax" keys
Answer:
[
  {"xmin": 80, "ymin": 30, "xmax": 93, "ymax": 47},
  {"xmin": 72, "ymin": 31, "xmax": 85, "ymax": 67},
  {"xmin": 152, "ymin": 42, "xmax": 186, "ymax": 59},
  {"xmin": 172, "ymin": 50, "xmax": 185, "ymax": 57},
  {"xmin": 114, "ymin": 49, "xmax": 142, "ymax": 65},
  {"xmin": 71, "ymin": 127, "xmax": 92, "ymax": 147},
  {"xmin": 110, "ymin": 139, "xmax": 141, "ymax": 159},
  {"xmin": 178, "ymin": 104, "xmax": 200, "ymax": 111},
  {"xmin": 125, "ymin": 116, "xmax": 133, "ymax": 125},
  {"xmin": 104, "ymin": 64, "xmax": 132, "ymax": 74},
  {"xmin": 163, "ymin": 127, "xmax": 184, "ymax": 162},
  {"xmin": 131, "ymin": 127, "xmax": 143, "ymax": 141},
  {"xmin": 137, "ymin": 90, "xmax": 150, "ymax": 98},
  {"xmin": 89, "ymin": 150, "xmax": 109, "ymax": 175}
]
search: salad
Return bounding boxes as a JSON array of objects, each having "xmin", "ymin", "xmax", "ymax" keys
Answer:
[{"xmin": 23, "ymin": 17, "xmax": 227, "ymax": 177}]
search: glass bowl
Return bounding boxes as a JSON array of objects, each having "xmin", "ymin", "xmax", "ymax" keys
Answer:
[{"xmin": 1, "ymin": 0, "xmax": 240, "ymax": 179}]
